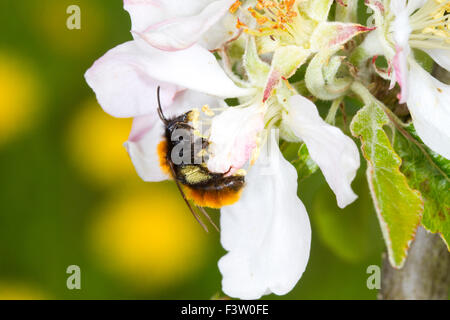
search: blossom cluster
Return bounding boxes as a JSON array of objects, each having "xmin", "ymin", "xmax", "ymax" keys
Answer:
[{"xmin": 85, "ymin": 0, "xmax": 450, "ymax": 299}]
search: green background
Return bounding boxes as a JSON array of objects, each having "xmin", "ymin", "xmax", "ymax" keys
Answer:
[{"xmin": 0, "ymin": 0, "xmax": 384, "ymax": 299}]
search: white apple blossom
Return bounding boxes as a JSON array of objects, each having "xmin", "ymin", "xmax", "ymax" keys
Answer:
[
  {"xmin": 361, "ymin": 0, "xmax": 450, "ymax": 159},
  {"xmin": 212, "ymin": 91, "xmax": 360, "ymax": 299},
  {"xmin": 85, "ymin": 0, "xmax": 364, "ymax": 300},
  {"xmin": 203, "ymin": 34, "xmax": 360, "ymax": 298}
]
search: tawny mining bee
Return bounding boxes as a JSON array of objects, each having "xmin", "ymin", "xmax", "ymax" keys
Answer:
[{"xmin": 155, "ymin": 87, "xmax": 245, "ymax": 231}]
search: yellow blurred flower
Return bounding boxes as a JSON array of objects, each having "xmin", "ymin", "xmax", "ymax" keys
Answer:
[
  {"xmin": 66, "ymin": 99, "xmax": 135, "ymax": 186},
  {"xmin": 90, "ymin": 184, "xmax": 211, "ymax": 289},
  {"xmin": 0, "ymin": 282, "xmax": 46, "ymax": 300},
  {"xmin": 0, "ymin": 51, "xmax": 40, "ymax": 146}
]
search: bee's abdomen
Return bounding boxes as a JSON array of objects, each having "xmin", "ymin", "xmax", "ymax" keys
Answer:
[{"xmin": 184, "ymin": 176, "xmax": 245, "ymax": 209}]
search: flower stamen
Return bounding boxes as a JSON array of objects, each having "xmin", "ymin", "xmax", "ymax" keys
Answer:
[
  {"xmin": 235, "ymin": 0, "xmax": 300, "ymax": 42},
  {"xmin": 409, "ymin": 0, "xmax": 450, "ymax": 47}
]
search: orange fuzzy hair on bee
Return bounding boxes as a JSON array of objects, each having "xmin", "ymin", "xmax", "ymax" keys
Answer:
[
  {"xmin": 183, "ymin": 186, "xmax": 243, "ymax": 209},
  {"xmin": 157, "ymin": 140, "xmax": 244, "ymax": 209},
  {"xmin": 157, "ymin": 140, "xmax": 172, "ymax": 177}
]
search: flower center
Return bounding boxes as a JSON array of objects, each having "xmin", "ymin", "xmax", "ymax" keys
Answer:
[
  {"xmin": 409, "ymin": 0, "xmax": 450, "ymax": 48},
  {"xmin": 234, "ymin": 0, "xmax": 303, "ymax": 44}
]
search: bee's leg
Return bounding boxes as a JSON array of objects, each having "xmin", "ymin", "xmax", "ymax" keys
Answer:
[
  {"xmin": 197, "ymin": 206, "xmax": 219, "ymax": 232},
  {"xmin": 224, "ymin": 166, "xmax": 233, "ymax": 175},
  {"xmin": 168, "ymin": 162, "xmax": 209, "ymax": 233}
]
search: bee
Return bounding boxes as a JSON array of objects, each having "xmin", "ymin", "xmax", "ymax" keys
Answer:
[{"xmin": 155, "ymin": 87, "xmax": 245, "ymax": 231}]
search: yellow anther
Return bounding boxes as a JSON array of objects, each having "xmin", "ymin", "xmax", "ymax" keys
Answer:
[
  {"xmin": 193, "ymin": 129, "xmax": 206, "ymax": 139},
  {"xmin": 236, "ymin": 18, "xmax": 248, "ymax": 30},
  {"xmin": 234, "ymin": 169, "xmax": 247, "ymax": 176},
  {"xmin": 229, "ymin": 0, "xmax": 241, "ymax": 13},
  {"xmin": 236, "ymin": 0, "xmax": 299, "ymax": 41},
  {"xmin": 201, "ymin": 105, "xmax": 215, "ymax": 117},
  {"xmin": 196, "ymin": 148, "xmax": 208, "ymax": 158},
  {"xmin": 188, "ymin": 108, "xmax": 200, "ymax": 124}
]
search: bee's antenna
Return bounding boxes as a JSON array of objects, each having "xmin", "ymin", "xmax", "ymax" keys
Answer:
[{"xmin": 156, "ymin": 86, "xmax": 169, "ymax": 125}]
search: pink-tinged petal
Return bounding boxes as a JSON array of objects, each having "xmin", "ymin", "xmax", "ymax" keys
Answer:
[
  {"xmin": 207, "ymin": 104, "xmax": 265, "ymax": 174},
  {"xmin": 392, "ymin": 44, "xmax": 410, "ymax": 103},
  {"xmin": 425, "ymin": 48, "xmax": 450, "ymax": 72},
  {"xmin": 127, "ymin": 0, "xmax": 235, "ymax": 51},
  {"xmin": 263, "ymin": 70, "xmax": 281, "ymax": 102},
  {"xmin": 390, "ymin": 1, "xmax": 413, "ymax": 103},
  {"xmin": 86, "ymin": 40, "xmax": 252, "ymax": 113},
  {"xmin": 311, "ymin": 22, "xmax": 375, "ymax": 52},
  {"xmin": 124, "ymin": 0, "xmax": 212, "ymax": 32},
  {"xmin": 407, "ymin": 62, "xmax": 450, "ymax": 159},
  {"xmin": 129, "ymin": 114, "xmax": 158, "ymax": 143},
  {"xmin": 219, "ymin": 134, "xmax": 311, "ymax": 300},
  {"xmin": 124, "ymin": 120, "xmax": 168, "ymax": 182},
  {"xmin": 287, "ymin": 95, "xmax": 360, "ymax": 208},
  {"xmin": 85, "ymin": 41, "xmax": 179, "ymax": 118}
]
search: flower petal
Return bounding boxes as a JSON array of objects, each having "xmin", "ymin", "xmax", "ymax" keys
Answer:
[
  {"xmin": 425, "ymin": 48, "xmax": 450, "ymax": 72},
  {"xmin": 200, "ymin": 11, "xmax": 238, "ymax": 50},
  {"xmin": 287, "ymin": 95, "xmax": 360, "ymax": 208},
  {"xmin": 405, "ymin": 0, "xmax": 426, "ymax": 14},
  {"xmin": 85, "ymin": 41, "xmax": 179, "ymax": 118},
  {"xmin": 392, "ymin": 44, "xmax": 410, "ymax": 103},
  {"xmin": 124, "ymin": 0, "xmax": 213, "ymax": 32},
  {"xmin": 124, "ymin": 0, "xmax": 234, "ymax": 51},
  {"xmin": 219, "ymin": 133, "xmax": 311, "ymax": 300},
  {"xmin": 85, "ymin": 40, "xmax": 252, "ymax": 117},
  {"xmin": 391, "ymin": 4, "xmax": 411, "ymax": 48},
  {"xmin": 136, "ymin": 0, "xmax": 233, "ymax": 51},
  {"xmin": 132, "ymin": 41, "xmax": 253, "ymax": 98},
  {"xmin": 207, "ymin": 104, "xmax": 265, "ymax": 174},
  {"xmin": 124, "ymin": 120, "xmax": 168, "ymax": 182},
  {"xmin": 390, "ymin": 2, "xmax": 413, "ymax": 103},
  {"xmin": 406, "ymin": 62, "xmax": 450, "ymax": 159}
]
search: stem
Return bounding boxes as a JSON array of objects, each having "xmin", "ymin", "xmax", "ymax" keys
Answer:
[
  {"xmin": 325, "ymin": 97, "xmax": 343, "ymax": 125},
  {"xmin": 379, "ymin": 227, "xmax": 450, "ymax": 300}
]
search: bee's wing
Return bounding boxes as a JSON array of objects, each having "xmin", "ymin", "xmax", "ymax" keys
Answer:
[{"xmin": 168, "ymin": 161, "xmax": 209, "ymax": 233}]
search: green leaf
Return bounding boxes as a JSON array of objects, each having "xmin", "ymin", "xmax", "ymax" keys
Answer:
[
  {"xmin": 296, "ymin": 144, "xmax": 319, "ymax": 181},
  {"xmin": 284, "ymin": 143, "xmax": 319, "ymax": 181},
  {"xmin": 393, "ymin": 124, "xmax": 450, "ymax": 250},
  {"xmin": 350, "ymin": 103, "xmax": 423, "ymax": 268}
]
